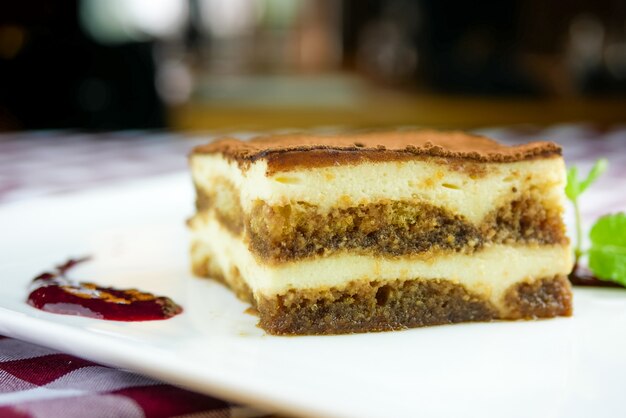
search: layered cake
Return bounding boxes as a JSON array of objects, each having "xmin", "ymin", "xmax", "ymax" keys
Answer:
[{"xmin": 188, "ymin": 130, "xmax": 573, "ymax": 335}]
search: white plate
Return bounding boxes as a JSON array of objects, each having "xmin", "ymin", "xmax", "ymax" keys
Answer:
[{"xmin": 1, "ymin": 173, "xmax": 625, "ymax": 418}]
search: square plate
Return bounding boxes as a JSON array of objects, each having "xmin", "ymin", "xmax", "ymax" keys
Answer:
[{"xmin": 1, "ymin": 173, "xmax": 625, "ymax": 418}]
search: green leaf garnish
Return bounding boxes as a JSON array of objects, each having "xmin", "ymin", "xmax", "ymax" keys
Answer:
[
  {"xmin": 565, "ymin": 159, "xmax": 609, "ymax": 260},
  {"xmin": 591, "ymin": 213, "xmax": 626, "ymax": 247},
  {"xmin": 588, "ymin": 213, "xmax": 626, "ymax": 286},
  {"xmin": 579, "ymin": 159, "xmax": 608, "ymax": 195},
  {"xmin": 566, "ymin": 158, "xmax": 608, "ymax": 201},
  {"xmin": 565, "ymin": 166, "xmax": 579, "ymax": 201}
]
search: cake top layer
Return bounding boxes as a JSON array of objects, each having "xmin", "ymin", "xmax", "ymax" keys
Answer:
[{"xmin": 192, "ymin": 130, "xmax": 561, "ymax": 172}]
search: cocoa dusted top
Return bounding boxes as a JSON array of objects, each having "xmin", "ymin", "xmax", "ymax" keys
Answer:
[{"xmin": 192, "ymin": 130, "xmax": 562, "ymax": 173}]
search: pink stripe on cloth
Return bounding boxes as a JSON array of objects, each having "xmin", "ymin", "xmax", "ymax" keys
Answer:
[
  {"xmin": 0, "ymin": 406, "xmax": 31, "ymax": 418},
  {"xmin": 45, "ymin": 366, "xmax": 160, "ymax": 392},
  {"xmin": 0, "ymin": 336, "xmax": 240, "ymax": 418},
  {"xmin": 0, "ymin": 394, "xmax": 145, "ymax": 418},
  {"xmin": 112, "ymin": 385, "xmax": 229, "ymax": 418},
  {"xmin": 0, "ymin": 355, "xmax": 96, "ymax": 386},
  {"xmin": 0, "ymin": 371, "xmax": 37, "ymax": 394},
  {"xmin": 0, "ymin": 339, "xmax": 60, "ymax": 362}
]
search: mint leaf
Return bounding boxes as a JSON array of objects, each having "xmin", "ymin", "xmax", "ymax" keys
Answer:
[
  {"xmin": 566, "ymin": 159, "xmax": 608, "ymax": 202},
  {"xmin": 579, "ymin": 159, "xmax": 608, "ymax": 195},
  {"xmin": 589, "ymin": 247, "xmax": 626, "ymax": 286},
  {"xmin": 566, "ymin": 159, "xmax": 609, "ymax": 262},
  {"xmin": 565, "ymin": 166, "xmax": 580, "ymax": 201},
  {"xmin": 590, "ymin": 213, "xmax": 626, "ymax": 247},
  {"xmin": 588, "ymin": 213, "xmax": 626, "ymax": 286}
]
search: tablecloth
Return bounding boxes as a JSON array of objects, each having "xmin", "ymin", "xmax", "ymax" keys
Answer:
[
  {"xmin": 0, "ymin": 336, "xmax": 232, "ymax": 418},
  {"xmin": 0, "ymin": 125, "xmax": 625, "ymax": 418},
  {"xmin": 0, "ymin": 130, "xmax": 262, "ymax": 418}
]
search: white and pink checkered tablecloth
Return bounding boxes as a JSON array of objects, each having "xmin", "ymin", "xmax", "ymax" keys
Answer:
[{"xmin": 0, "ymin": 125, "xmax": 625, "ymax": 418}]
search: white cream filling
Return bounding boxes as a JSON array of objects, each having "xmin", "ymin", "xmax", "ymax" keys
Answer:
[
  {"xmin": 191, "ymin": 215, "xmax": 572, "ymax": 306},
  {"xmin": 191, "ymin": 154, "xmax": 566, "ymax": 224}
]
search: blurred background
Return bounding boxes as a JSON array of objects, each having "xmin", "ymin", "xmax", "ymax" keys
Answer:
[{"xmin": 1, "ymin": 0, "xmax": 626, "ymax": 131}]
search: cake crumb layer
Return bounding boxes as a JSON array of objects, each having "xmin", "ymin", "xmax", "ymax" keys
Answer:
[
  {"xmin": 255, "ymin": 275, "xmax": 572, "ymax": 335},
  {"xmin": 192, "ymin": 179, "xmax": 567, "ymax": 262}
]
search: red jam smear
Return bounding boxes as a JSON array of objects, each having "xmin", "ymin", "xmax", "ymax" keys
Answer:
[{"xmin": 27, "ymin": 257, "xmax": 183, "ymax": 321}]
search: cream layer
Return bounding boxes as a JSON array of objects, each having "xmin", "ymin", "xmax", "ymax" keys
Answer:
[
  {"xmin": 191, "ymin": 214, "xmax": 572, "ymax": 308},
  {"xmin": 190, "ymin": 154, "xmax": 566, "ymax": 224}
]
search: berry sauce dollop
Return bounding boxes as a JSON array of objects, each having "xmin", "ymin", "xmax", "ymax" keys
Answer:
[{"xmin": 27, "ymin": 257, "xmax": 182, "ymax": 321}]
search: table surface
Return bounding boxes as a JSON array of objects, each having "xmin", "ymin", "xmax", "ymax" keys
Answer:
[
  {"xmin": 172, "ymin": 75, "xmax": 626, "ymax": 131},
  {"xmin": 0, "ymin": 125, "xmax": 624, "ymax": 418}
]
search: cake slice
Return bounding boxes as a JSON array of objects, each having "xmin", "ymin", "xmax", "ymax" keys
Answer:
[{"xmin": 188, "ymin": 130, "xmax": 573, "ymax": 335}]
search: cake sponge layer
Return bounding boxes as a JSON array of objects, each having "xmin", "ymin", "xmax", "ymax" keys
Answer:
[
  {"xmin": 190, "ymin": 214, "xmax": 572, "ymax": 310},
  {"xmin": 191, "ymin": 231, "xmax": 572, "ymax": 335},
  {"xmin": 190, "ymin": 153, "xmax": 566, "ymax": 224},
  {"xmin": 254, "ymin": 276, "xmax": 572, "ymax": 335},
  {"xmin": 192, "ymin": 179, "xmax": 566, "ymax": 262}
]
